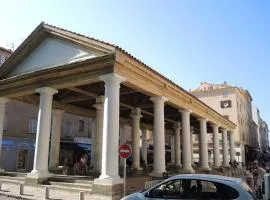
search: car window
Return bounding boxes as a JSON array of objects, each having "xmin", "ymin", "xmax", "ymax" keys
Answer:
[
  {"xmin": 146, "ymin": 179, "xmax": 239, "ymax": 199},
  {"xmin": 146, "ymin": 179, "xmax": 182, "ymax": 199},
  {"xmin": 241, "ymin": 181, "xmax": 257, "ymax": 200}
]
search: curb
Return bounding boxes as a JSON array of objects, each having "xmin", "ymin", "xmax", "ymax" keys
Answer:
[{"xmin": 0, "ymin": 193, "xmax": 33, "ymax": 200}]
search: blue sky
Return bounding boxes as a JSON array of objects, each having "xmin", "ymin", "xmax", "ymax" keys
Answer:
[{"xmin": 0, "ymin": 1, "xmax": 270, "ymax": 128}]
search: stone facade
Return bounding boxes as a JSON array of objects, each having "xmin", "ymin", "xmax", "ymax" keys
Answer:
[
  {"xmin": 259, "ymin": 119, "xmax": 269, "ymax": 152},
  {"xmin": 1, "ymin": 100, "xmax": 94, "ymax": 172}
]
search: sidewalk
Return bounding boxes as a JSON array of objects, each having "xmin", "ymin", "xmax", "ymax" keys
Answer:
[
  {"xmin": 0, "ymin": 182, "xmax": 89, "ymax": 200},
  {"xmin": 0, "ymin": 176, "xmax": 152, "ymax": 200}
]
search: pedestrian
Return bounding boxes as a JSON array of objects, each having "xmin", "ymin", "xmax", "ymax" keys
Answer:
[
  {"xmin": 245, "ymin": 170, "xmax": 254, "ymax": 190},
  {"xmin": 252, "ymin": 160, "xmax": 259, "ymax": 191}
]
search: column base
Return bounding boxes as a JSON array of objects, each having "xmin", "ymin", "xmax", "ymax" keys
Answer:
[
  {"xmin": 179, "ymin": 168, "xmax": 195, "ymax": 174},
  {"xmin": 132, "ymin": 167, "xmax": 143, "ymax": 171},
  {"xmin": 175, "ymin": 165, "xmax": 182, "ymax": 172},
  {"xmin": 149, "ymin": 170, "xmax": 167, "ymax": 178},
  {"xmin": 26, "ymin": 170, "xmax": 53, "ymax": 184},
  {"xmin": 93, "ymin": 177, "xmax": 124, "ymax": 200},
  {"xmin": 199, "ymin": 166, "xmax": 211, "ymax": 172},
  {"xmin": 212, "ymin": 166, "xmax": 221, "ymax": 170}
]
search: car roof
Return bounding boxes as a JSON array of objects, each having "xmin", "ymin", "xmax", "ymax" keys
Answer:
[{"xmin": 167, "ymin": 174, "xmax": 242, "ymax": 184}]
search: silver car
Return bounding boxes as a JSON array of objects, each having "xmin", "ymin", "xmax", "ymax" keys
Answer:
[{"xmin": 121, "ymin": 174, "xmax": 256, "ymax": 200}]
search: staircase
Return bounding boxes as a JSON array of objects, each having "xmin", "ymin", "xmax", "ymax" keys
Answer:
[{"xmin": 47, "ymin": 177, "xmax": 93, "ymax": 194}]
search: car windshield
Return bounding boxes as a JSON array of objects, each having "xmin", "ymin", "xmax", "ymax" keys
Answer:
[{"xmin": 241, "ymin": 181, "xmax": 257, "ymax": 200}]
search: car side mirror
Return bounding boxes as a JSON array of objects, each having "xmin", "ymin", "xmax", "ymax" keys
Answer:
[{"xmin": 145, "ymin": 191, "xmax": 150, "ymax": 197}]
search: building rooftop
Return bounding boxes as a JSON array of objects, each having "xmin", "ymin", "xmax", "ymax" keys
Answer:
[
  {"xmin": 0, "ymin": 46, "xmax": 13, "ymax": 54},
  {"xmin": 191, "ymin": 81, "xmax": 253, "ymax": 101}
]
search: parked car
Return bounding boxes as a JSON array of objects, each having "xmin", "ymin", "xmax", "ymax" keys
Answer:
[{"xmin": 121, "ymin": 174, "xmax": 257, "ymax": 200}]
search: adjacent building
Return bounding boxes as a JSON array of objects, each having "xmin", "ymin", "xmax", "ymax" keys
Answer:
[
  {"xmin": 1, "ymin": 101, "xmax": 94, "ymax": 172},
  {"xmin": 191, "ymin": 82, "xmax": 256, "ymax": 166},
  {"xmin": 259, "ymin": 118, "xmax": 269, "ymax": 152},
  {"xmin": 0, "ymin": 46, "xmax": 12, "ymax": 65}
]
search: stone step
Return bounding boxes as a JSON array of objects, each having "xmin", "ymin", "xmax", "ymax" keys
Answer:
[
  {"xmin": 73, "ymin": 180, "xmax": 94, "ymax": 184},
  {"xmin": 47, "ymin": 185, "xmax": 92, "ymax": 194},
  {"xmin": 0, "ymin": 178, "xmax": 24, "ymax": 184},
  {"xmin": 49, "ymin": 181, "xmax": 93, "ymax": 191},
  {"xmin": 49, "ymin": 176, "xmax": 94, "ymax": 183},
  {"xmin": 0, "ymin": 176, "xmax": 25, "ymax": 181}
]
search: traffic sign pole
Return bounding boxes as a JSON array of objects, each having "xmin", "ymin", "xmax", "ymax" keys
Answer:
[
  {"xmin": 124, "ymin": 158, "xmax": 126, "ymax": 197},
  {"xmin": 119, "ymin": 144, "xmax": 132, "ymax": 197}
]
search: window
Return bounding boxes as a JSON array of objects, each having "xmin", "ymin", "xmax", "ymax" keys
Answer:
[
  {"xmin": 220, "ymin": 100, "xmax": 232, "ymax": 108},
  {"xmin": 64, "ymin": 122, "xmax": 73, "ymax": 137},
  {"xmin": 16, "ymin": 149, "xmax": 28, "ymax": 171},
  {"xmin": 79, "ymin": 120, "xmax": 85, "ymax": 132},
  {"xmin": 146, "ymin": 179, "xmax": 239, "ymax": 199},
  {"xmin": 28, "ymin": 118, "xmax": 37, "ymax": 134},
  {"xmin": 223, "ymin": 91, "xmax": 228, "ymax": 97},
  {"xmin": 241, "ymin": 182, "xmax": 257, "ymax": 200}
]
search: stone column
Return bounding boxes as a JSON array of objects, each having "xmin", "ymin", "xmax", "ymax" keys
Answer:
[
  {"xmin": 229, "ymin": 131, "xmax": 235, "ymax": 162},
  {"xmin": 0, "ymin": 98, "xmax": 9, "ymax": 172},
  {"xmin": 150, "ymin": 96, "xmax": 167, "ymax": 176},
  {"xmin": 96, "ymin": 73, "xmax": 125, "ymax": 183},
  {"xmin": 190, "ymin": 130, "xmax": 194, "ymax": 165},
  {"xmin": 222, "ymin": 128, "xmax": 229, "ymax": 167},
  {"xmin": 141, "ymin": 129, "xmax": 148, "ymax": 166},
  {"xmin": 28, "ymin": 87, "xmax": 57, "ymax": 181},
  {"xmin": 212, "ymin": 124, "xmax": 221, "ymax": 168},
  {"xmin": 180, "ymin": 109, "xmax": 193, "ymax": 173},
  {"xmin": 49, "ymin": 109, "xmax": 64, "ymax": 170},
  {"xmin": 92, "ymin": 96, "xmax": 104, "ymax": 172},
  {"xmin": 170, "ymin": 134, "xmax": 175, "ymax": 165},
  {"xmin": 174, "ymin": 122, "xmax": 181, "ymax": 168},
  {"xmin": 131, "ymin": 108, "xmax": 142, "ymax": 170},
  {"xmin": 199, "ymin": 118, "xmax": 210, "ymax": 170}
]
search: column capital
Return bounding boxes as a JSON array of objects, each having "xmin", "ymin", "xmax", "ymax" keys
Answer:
[
  {"xmin": 130, "ymin": 107, "xmax": 143, "ymax": 119},
  {"xmin": 99, "ymin": 73, "xmax": 125, "ymax": 85},
  {"xmin": 211, "ymin": 123, "xmax": 219, "ymax": 129},
  {"xmin": 198, "ymin": 117, "xmax": 208, "ymax": 123},
  {"xmin": 150, "ymin": 96, "xmax": 168, "ymax": 103},
  {"xmin": 179, "ymin": 109, "xmax": 192, "ymax": 115},
  {"xmin": 228, "ymin": 130, "xmax": 234, "ymax": 135},
  {"xmin": 52, "ymin": 109, "xmax": 65, "ymax": 116},
  {"xmin": 0, "ymin": 97, "xmax": 9, "ymax": 104},
  {"xmin": 174, "ymin": 121, "xmax": 181, "ymax": 129},
  {"xmin": 222, "ymin": 128, "xmax": 228, "ymax": 133},
  {"xmin": 35, "ymin": 87, "xmax": 58, "ymax": 96},
  {"xmin": 93, "ymin": 96, "xmax": 105, "ymax": 111}
]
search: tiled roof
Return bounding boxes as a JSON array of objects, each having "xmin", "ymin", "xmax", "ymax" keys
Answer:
[
  {"xmin": 42, "ymin": 23, "xmax": 237, "ymax": 125},
  {"xmin": 43, "ymin": 23, "xmax": 195, "ymax": 99},
  {"xmin": 0, "ymin": 46, "xmax": 13, "ymax": 54}
]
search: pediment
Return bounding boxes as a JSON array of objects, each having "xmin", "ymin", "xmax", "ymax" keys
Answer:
[{"xmin": 7, "ymin": 37, "xmax": 107, "ymax": 77}]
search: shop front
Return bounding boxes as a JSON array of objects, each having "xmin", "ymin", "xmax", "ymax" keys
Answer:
[{"xmin": 0, "ymin": 137, "xmax": 35, "ymax": 172}]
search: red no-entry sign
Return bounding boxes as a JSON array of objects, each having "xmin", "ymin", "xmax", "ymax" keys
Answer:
[{"xmin": 119, "ymin": 144, "xmax": 132, "ymax": 159}]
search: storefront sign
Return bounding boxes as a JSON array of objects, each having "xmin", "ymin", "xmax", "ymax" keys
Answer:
[
  {"xmin": 74, "ymin": 137, "xmax": 91, "ymax": 144},
  {"xmin": 1, "ymin": 139, "xmax": 14, "ymax": 147}
]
